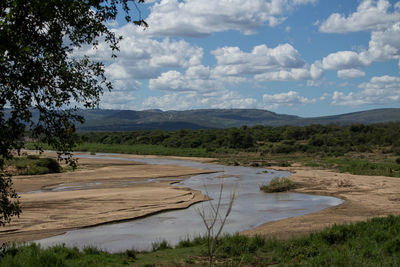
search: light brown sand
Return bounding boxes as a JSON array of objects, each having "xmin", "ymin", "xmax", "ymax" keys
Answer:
[
  {"xmin": 243, "ymin": 164, "xmax": 400, "ymax": 239},
  {"xmin": 0, "ymin": 152, "xmax": 215, "ymax": 244}
]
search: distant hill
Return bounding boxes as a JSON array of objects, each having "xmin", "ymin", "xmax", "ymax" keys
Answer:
[
  {"xmin": 75, "ymin": 108, "xmax": 400, "ymax": 131},
  {"xmin": 3, "ymin": 107, "xmax": 399, "ymax": 131}
]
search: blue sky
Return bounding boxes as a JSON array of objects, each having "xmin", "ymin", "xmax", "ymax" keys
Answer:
[{"xmin": 80, "ymin": 0, "xmax": 400, "ymax": 117}]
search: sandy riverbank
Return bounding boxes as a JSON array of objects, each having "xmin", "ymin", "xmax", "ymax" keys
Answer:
[
  {"xmin": 2, "ymin": 153, "xmax": 400, "ymax": 245},
  {"xmin": 243, "ymin": 163, "xmax": 400, "ymax": 238},
  {"xmin": 0, "ymin": 152, "xmax": 215, "ymax": 244}
]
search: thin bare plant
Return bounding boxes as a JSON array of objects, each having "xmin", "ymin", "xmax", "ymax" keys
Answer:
[{"xmin": 196, "ymin": 181, "xmax": 237, "ymax": 267}]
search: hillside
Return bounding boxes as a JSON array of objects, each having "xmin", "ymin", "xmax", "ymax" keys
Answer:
[
  {"xmin": 3, "ymin": 108, "xmax": 399, "ymax": 131},
  {"xmin": 76, "ymin": 108, "xmax": 400, "ymax": 131}
]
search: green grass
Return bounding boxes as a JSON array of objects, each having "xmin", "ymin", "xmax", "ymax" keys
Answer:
[
  {"xmin": 3, "ymin": 216, "xmax": 399, "ymax": 266},
  {"xmin": 25, "ymin": 142, "xmax": 221, "ymax": 158},
  {"xmin": 260, "ymin": 177, "xmax": 297, "ymax": 193},
  {"xmin": 303, "ymin": 156, "xmax": 400, "ymax": 178},
  {"xmin": 0, "ymin": 244, "xmax": 134, "ymax": 267},
  {"xmin": 6, "ymin": 156, "xmax": 61, "ymax": 175},
  {"xmin": 128, "ymin": 215, "xmax": 400, "ymax": 266}
]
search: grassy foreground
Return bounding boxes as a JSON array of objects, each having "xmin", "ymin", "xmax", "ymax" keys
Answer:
[{"xmin": 1, "ymin": 215, "xmax": 400, "ymax": 266}]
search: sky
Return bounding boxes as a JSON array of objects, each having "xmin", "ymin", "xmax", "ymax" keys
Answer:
[{"xmin": 78, "ymin": 0, "xmax": 400, "ymax": 117}]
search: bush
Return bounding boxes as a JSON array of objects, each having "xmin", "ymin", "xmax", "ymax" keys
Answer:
[
  {"xmin": 37, "ymin": 158, "xmax": 62, "ymax": 173},
  {"xmin": 396, "ymin": 157, "xmax": 400, "ymax": 164},
  {"xmin": 260, "ymin": 177, "xmax": 296, "ymax": 193}
]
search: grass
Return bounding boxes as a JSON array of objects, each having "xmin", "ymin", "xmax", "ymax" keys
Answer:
[
  {"xmin": 0, "ymin": 243, "xmax": 134, "ymax": 267},
  {"xmin": 2, "ymin": 215, "xmax": 400, "ymax": 266},
  {"xmin": 5, "ymin": 155, "xmax": 62, "ymax": 175},
  {"xmin": 302, "ymin": 156, "xmax": 400, "ymax": 178},
  {"xmin": 260, "ymin": 177, "xmax": 297, "ymax": 193},
  {"xmin": 25, "ymin": 142, "xmax": 220, "ymax": 158}
]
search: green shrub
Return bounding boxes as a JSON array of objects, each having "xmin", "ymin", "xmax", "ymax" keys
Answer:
[
  {"xmin": 151, "ymin": 240, "xmax": 171, "ymax": 251},
  {"xmin": 260, "ymin": 177, "xmax": 296, "ymax": 193},
  {"xmin": 37, "ymin": 158, "xmax": 62, "ymax": 173}
]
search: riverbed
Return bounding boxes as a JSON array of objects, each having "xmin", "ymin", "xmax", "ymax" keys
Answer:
[{"xmin": 36, "ymin": 155, "xmax": 343, "ymax": 252}]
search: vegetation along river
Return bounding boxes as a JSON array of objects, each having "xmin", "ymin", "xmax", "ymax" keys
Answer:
[{"xmin": 36, "ymin": 154, "xmax": 343, "ymax": 252}]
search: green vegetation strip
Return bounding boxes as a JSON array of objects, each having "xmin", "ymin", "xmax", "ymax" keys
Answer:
[
  {"xmin": 260, "ymin": 177, "xmax": 296, "ymax": 193},
  {"xmin": 2, "ymin": 215, "xmax": 400, "ymax": 266},
  {"xmin": 6, "ymin": 155, "xmax": 61, "ymax": 175}
]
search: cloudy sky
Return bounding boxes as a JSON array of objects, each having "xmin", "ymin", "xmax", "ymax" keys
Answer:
[{"xmin": 83, "ymin": 0, "xmax": 400, "ymax": 117}]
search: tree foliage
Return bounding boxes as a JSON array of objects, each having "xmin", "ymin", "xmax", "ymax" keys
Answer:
[
  {"xmin": 80, "ymin": 122, "xmax": 400, "ymax": 155},
  {"xmin": 0, "ymin": 0, "xmax": 146, "ymax": 225}
]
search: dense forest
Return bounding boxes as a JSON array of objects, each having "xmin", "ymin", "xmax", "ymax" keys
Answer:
[{"xmin": 79, "ymin": 122, "xmax": 400, "ymax": 156}]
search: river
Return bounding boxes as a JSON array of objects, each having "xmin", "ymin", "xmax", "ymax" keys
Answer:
[{"xmin": 36, "ymin": 154, "xmax": 343, "ymax": 252}]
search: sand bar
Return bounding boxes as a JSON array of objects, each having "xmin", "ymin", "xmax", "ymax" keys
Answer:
[{"xmin": 0, "ymin": 152, "xmax": 215, "ymax": 244}]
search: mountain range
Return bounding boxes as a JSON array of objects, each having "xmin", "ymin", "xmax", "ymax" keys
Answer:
[{"xmin": 76, "ymin": 108, "xmax": 400, "ymax": 131}]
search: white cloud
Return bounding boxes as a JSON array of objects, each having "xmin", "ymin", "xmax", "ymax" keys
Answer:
[
  {"xmin": 337, "ymin": 69, "xmax": 366, "ymax": 79},
  {"xmin": 212, "ymin": 44, "xmax": 307, "ymax": 78},
  {"xmin": 141, "ymin": 90, "xmax": 260, "ymax": 110},
  {"xmin": 73, "ymin": 23, "xmax": 204, "ymax": 91},
  {"xmin": 217, "ymin": 44, "xmax": 305, "ymax": 68},
  {"xmin": 319, "ymin": 0, "xmax": 400, "ymax": 33},
  {"xmin": 320, "ymin": 93, "xmax": 331, "ymax": 101},
  {"xmin": 262, "ymin": 91, "xmax": 316, "ymax": 109},
  {"xmin": 255, "ymin": 68, "xmax": 312, "ymax": 81},
  {"xmin": 322, "ymin": 51, "xmax": 371, "ymax": 70},
  {"xmin": 320, "ymin": 21, "xmax": 400, "ymax": 72},
  {"xmin": 368, "ymin": 22, "xmax": 400, "ymax": 62},
  {"xmin": 145, "ymin": 0, "xmax": 320, "ymax": 37},
  {"xmin": 149, "ymin": 66, "xmax": 226, "ymax": 92},
  {"xmin": 149, "ymin": 42, "xmax": 320, "ymax": 93},
  {"xmin": 99, "ymin": 91, "xmax": 137, "ymax": 109},
  {"xmin": 332, "ymin": 75, "xmax": 400, "ymax": 106}
]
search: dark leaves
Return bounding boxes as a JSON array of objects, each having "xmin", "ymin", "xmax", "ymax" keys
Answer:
[{"xmin": 0, "ymin": 0, "xmax": 146, "ymax": 225}]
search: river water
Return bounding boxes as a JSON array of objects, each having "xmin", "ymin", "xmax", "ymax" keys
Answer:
[{"xmin": 36, "ymin": 154, "xmax": 343, "ymax": 252}]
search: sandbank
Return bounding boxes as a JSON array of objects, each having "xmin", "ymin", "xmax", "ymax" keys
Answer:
[
  {"xmin": 243, "ymin": 164, "xmax": 400, "ymax": 238},
  {"xmin": 0, "ymin": 152, "xmax": 215, "ymax": 244}
]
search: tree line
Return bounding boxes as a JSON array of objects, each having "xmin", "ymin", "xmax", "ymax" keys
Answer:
[{"xmin": 79, "ymin": 122, "xmax": 400, "ymax": 156}]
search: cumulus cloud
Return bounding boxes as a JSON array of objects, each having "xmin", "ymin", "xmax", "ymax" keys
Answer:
[
  {"xmin": 318, "ymin": 0, "xmax": 400, "ymax": 74},
  {"xmin": 319, "ymin": 0, "xmax": 400, "ymax": 33},
  {"xmin": 145, "ymin": 0, "xmax": 320, "ymax": 37},
  {"xmin": 149, "ymin": 42, "xmax": 322, "ymax": 94},
  {"xmin": 320, "ymin": 20, "xmax": 400, "ymax": 71},
  {"xmin": 322, "ymin": 51, "xmax": 371, "ymax": 70},
  {"xmin": 211, "ymin": 44, "xmax": 320, "ymax": 82},
  {"xmin": 213, "ymin": 44, "xmax": 305, "ymax": 72},
  {"xmin": 332, "ymin": 75, "xmax": 400, "ymax": 106},
  {"xmin": 368, "ymin": 22, "xmax": 400, "ymax": 62},
  {"xmin": 73, "ymin": 23, "xmax": 203, "ymax": 91},
  {"xmin": 262, "ymin": 91, "xmax": 316, "ymax": 109},
  {"xmin": 255, "ymin": 68, "xmax": 311, "ymax": 81},
  {"xmin": 99, "ymin": 90, "xmax": 137, "ymax": 109},
  {"xmin": 141, "ymin": 90, "xmax": 260, "ymax": 110},
  {"xmin": 337, "ymin": 69, "xmax": 366, "ymax": 79},
  {"xmin": 149, "ymin": 67, "xmax": 224, "ymax": 92}
]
